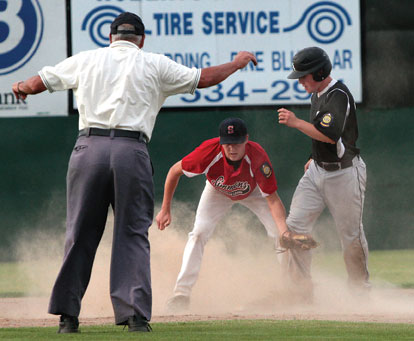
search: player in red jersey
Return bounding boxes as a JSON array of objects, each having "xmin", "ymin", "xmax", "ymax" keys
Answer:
[{"xmin": 156, "ymin": 117, "xmax": 289, "ymax": 312}]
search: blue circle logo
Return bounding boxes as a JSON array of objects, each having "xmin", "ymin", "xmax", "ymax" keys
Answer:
[
  {"xmin": 82, "ymin": 5, "xmax": 124, "ymax": 47},
  {"xmin": 283, "ymin": 1, "xmax": 352, "ymax": 44},
  {"xmin": 0, "ymin": 0, "xmax": 44, "ymax": 75}
]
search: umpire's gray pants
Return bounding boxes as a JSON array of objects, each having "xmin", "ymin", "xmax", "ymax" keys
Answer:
[
  {"xmin": 286, "ymin": 156, "xmax": 369, "ymax": 291},
  {"xmin": 48, "ymin": 135, "xmax": 154, "ymax": 324}
]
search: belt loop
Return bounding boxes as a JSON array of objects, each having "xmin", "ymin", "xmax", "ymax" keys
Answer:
[
  {"xmin": 353, "ymin": 155, "xmax": 359, "ymax": 166},
  {"xmin": 86, "ymin": 128, "xmax": 91, "ymax": 137},
  {"xmin": 110, "ymin": 129, "xmax": 115, "ymax": 139}
]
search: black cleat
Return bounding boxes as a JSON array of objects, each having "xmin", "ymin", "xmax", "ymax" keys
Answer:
[
  {"xmin": 127, "ymin": 316, "xmax": 152, "ymax": 332},
  {"xmin": 58, "ymin": 315, "xmax": 79, "ymax": 333}
]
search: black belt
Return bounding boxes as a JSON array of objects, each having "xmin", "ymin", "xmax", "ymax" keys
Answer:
[
  {"xmin": 78, "ymin": 128, "xmax": 148, "ymax": 143},
  {"xmin": 316, "ymin": 159, "xmax": 353, "ymax": 171}
]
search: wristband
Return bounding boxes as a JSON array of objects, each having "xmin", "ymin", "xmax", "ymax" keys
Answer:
[{"xmin": 17, "ymin": 81, "xmax": 26, "ymax": 95}]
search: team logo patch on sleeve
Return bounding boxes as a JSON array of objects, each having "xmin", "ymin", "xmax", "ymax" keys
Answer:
[
  {"xmin": 260, "ymin": 162, "xmax": 273, "ymax": 178},
  {"xmin": 320, "ymin": 113, "xmax": 332, "ymax": 127}
]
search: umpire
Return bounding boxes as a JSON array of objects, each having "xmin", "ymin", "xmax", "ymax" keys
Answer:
[
  {"xmin": 278, "ymin": 47, "xmax": 370, "ymax": 301},
  {"xmin": 12, "ymin": 12, "xmax": 257, "ymax": 333}
]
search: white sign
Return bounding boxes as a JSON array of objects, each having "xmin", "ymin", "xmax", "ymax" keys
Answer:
[
  {"xmin": 0, "ymin": 0, "xmax": 67, "ymax": 117},
  {"xmin": 71, "ymin": 0, "xmax": 361, "ymax": 107}
]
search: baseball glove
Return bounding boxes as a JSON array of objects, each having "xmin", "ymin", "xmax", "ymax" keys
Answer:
[{"xmin": 279, "ymin": 231, "xmax": 318, "ymax": 251}]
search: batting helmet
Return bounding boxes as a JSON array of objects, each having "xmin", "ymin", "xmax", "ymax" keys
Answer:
[{"xmin": 287, "ymin": 47, "xmax": 332, "ymax": 82}]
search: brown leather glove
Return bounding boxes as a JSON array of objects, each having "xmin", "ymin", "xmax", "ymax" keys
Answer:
[{"xmin": 279, "ymin": 231, "xmax": 318, "ymax": 251}]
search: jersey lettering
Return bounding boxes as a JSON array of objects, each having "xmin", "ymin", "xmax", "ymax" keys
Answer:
[{"xmin": 210, "ymin": 176, "xmax": 251, "ymax": 197}]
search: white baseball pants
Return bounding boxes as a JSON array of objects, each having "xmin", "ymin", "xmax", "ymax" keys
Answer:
[
  {"xmin": 286, "ymin": 156, "xmax": 370, "ymax": 290},
  {"xmin": 173, "ymin": 181, "xmax": 279, "ymax": 297}
]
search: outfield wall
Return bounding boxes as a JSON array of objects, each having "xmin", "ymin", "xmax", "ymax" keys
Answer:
[
  {"xmin": 0, "ymin": 107, "xmax": 412, "ymax": 259},
  {"xmin": 1, "ymin": 1, "xmax": 413, "ymax": 260}
]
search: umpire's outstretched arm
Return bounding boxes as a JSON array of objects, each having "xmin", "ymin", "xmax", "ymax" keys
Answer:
[
  {"xmin": 197, "ymin": 51, "xmax": 257, "ymax": 88},
  {"xmin": 13, "ymin": 51, "xmax": 257, "ymax": 99},
  {"xmin": 12, "ymin": 75, "xmax": 46, "ymax": 100}
]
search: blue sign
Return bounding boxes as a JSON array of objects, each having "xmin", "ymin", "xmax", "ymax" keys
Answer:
[
  {"xmin": 0, "ymin": 0, "xmax": 44, "ymax": 75},
  {"xmin": 71, "ymin": 0, "xmax": 362, "ymax": 106},
  {"xmin": 283, "ymin": 1, "xmax": 351, "ymax": 44},
  {"xmin": 81, "ymin": 5, "xmax": 124, "ymax": 47}
]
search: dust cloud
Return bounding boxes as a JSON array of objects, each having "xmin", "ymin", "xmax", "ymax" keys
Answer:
[{"xmin": 5, "ymin": 201, "xmax": 414, "ymax": 323}]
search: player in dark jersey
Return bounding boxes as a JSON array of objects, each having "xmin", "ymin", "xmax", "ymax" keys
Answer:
[
  {"xmin": 278, "ymin": 47, "xmax": 370, "ymax": 301},
  {"xmin": 156, "ymin": 117, "xmax": 289, "ymax": 312}
]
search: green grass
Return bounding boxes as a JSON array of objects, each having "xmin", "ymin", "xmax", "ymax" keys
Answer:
[
  {"xmin": 0, "ymin": 262, "xmax": 31, "ymax": 297},
  {"xmin": 313, "ymin": 249, "xmax": 414, "ymax": 288},
  {"xmin": 369, "ymin": 250, "xmax": 414, "ymax": 288},
  {"xmin": 1, "ymin": 320, "xmax": 414, "ymax": 340}
]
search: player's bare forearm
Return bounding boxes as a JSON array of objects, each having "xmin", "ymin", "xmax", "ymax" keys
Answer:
[
  {"xmin": 161, "ymin": 161, "xmax": 184, "ymax": 210},
  {"xmin": 266, "ymin": 192, "xmax": 289, "ymax": 235},
  {"xmin": 156, "ymin": 161, "xmax": 184, "ymax": 230},
  {"xmin": 198, "ymin": 51, "xmax": 257, "ymax": 88},
  {"xmin": 12, "ymin": 75, "xmax": 46, "ymax": 100},
  {"xmin": 278, "ymin": 107, "xmax": 335, "ymax": 144}
]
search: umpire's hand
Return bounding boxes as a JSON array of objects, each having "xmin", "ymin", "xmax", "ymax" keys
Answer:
[{"xmin": 233, "ymin": 51, "xmax": 258, "ymax": 69}]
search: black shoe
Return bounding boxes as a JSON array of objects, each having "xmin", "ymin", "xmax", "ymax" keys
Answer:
[
  {"xmin": 58, "ymin": 315, "xmax": 79, "ymax": 333},
  {"xmin": 127, "ymin": 316, "xmax": 152, "ymax": 332}
]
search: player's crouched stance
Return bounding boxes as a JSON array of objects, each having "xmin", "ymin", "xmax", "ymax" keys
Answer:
[{"xmin": 156, "ymin": 118, "xmax": 290, "ymax": 313}]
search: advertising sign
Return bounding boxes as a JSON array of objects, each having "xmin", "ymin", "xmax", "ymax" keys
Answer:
[
  {"xmin": 71, "ymin": 0, "xmax": 361, "ymax": 107},
  {"xmin": 0, "ymin": 0, "xmax": 67, "ymax": 117}
]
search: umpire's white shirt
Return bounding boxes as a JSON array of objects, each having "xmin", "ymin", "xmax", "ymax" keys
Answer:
[{"xmin": 39, "ymin": 41, "xmax": 200, "ymax": 140}]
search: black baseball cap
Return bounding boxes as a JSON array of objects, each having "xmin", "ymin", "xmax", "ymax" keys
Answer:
[
  {"xmin": 287, "ymin": 47, "xmax": 331, "ymax": 79},
  {"xmin": 110, "ymin": 12, "xmax": 145, "ymax": 35},
  {"xmin": 219, "ymin": 118, "xmax": 248, "ymax": 145}
]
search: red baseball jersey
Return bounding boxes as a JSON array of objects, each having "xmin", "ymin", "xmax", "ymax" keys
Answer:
[{"xmin": 181, "ymin": 137, "xmax": 277, "ymax": 201}]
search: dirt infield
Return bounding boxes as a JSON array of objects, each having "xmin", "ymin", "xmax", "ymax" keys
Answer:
[
  {"xmin": 1, "ymin": 313, "xmax": 413, "ymax": 329},
  {"xmin": 3, "ymin": 214, "xmax": 413, "ymax": 328},
  {"xmin": 1, "ymin": 288, "xmax": 413, "ymax": 328}
]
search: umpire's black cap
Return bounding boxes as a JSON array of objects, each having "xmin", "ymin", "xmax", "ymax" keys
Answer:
[
  {"xmin": 110, "ymin": 12, "xmax": 145, "ymax": 35},
  {"xmin": 219, "ymin": 118, "xmax": 248, "ymax": 145}
]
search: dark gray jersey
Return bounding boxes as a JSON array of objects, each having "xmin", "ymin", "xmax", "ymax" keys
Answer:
[{"xmin": 310, "ymin": 80, "xmax": 359, "ymax": 163}]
